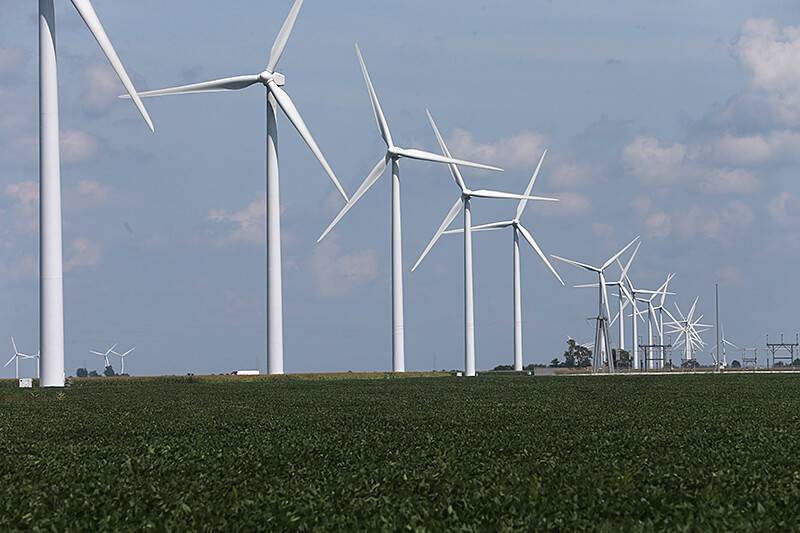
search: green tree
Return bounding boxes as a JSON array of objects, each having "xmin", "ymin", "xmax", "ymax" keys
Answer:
[
  {"xmin": 563, "ymin": 339, "xmax": 592, "ymax": 368},
  {"xmin": 76, "ymin": 368, "xmax": 88, "ymax": 378},
  {"xmin": 103, "ymin": 365, "xmax": 116, "ymax": 377},
  {"xmin": 731, "ymin": 360, "xmax": 742, "ymax": 368}
]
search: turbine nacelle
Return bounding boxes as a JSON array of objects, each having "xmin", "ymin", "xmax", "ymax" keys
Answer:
[{"xmin": 259, "ymin": 71, "xmax": 286, "ymax": 86}]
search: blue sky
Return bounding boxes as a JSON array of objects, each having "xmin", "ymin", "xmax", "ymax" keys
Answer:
[{"xmin": 1, "ymin": 0, "xmax": 800, "ymax": 376}]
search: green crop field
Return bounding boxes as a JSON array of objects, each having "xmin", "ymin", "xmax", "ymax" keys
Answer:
[{"xmin": 2, "ymin": 374, "xmax": 799, "ymax": 531}]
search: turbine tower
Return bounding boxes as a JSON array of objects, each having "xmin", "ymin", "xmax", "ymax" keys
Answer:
[
  {"xmin": 318, "ymin": 46, "xmax": 502, "ymax": 373},
  {"xmin": 38, "ymin": 0, "xmax": 154, "ymax": 387},
  {"xmin": 129, "ymin": 0, "xmax": 349, "ymax": 375},
  {"xmin": 438, "ymin": 149, "xmax": 565, "ymax": 371},
  {"xmin": 552, "ymin": 237, "xmax": 640, "ymax": 372},
  {"xmin": 411, "ymin": 112, "xmax": 557, "ymax": 377}
]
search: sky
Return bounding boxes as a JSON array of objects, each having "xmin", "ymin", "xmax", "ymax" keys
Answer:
[{"xmin": 1, "ymin": 0, "xmax": 800, "ymax": 376}]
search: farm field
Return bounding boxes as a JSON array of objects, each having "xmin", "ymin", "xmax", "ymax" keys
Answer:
[{"xmin": 1, "ymin": 374, "xmax": 799, "ymax": 531}]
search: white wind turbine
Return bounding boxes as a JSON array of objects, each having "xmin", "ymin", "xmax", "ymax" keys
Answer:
[
  {"xmin": 436, "ymin": 148, "xmax": 565, "ymax": 371},
  {"xmin": 665, "ymin": 299, "xmax": 712, "ymax": 364},
  {"xmin": 5, "ymin": 338, "xmax": 37, "ymax": 380},
  {"xmin": 127, "ymin": 0, "xmax": 348, "ymax": 376},
  {"xmin": 111, "ymin": 347, "xmax": 136, "ymax": 375},
  {"xmin": 617, "ymin": 258, "xmax": 664, "ymax": 370},
  {"xmin": 317, "ymin": 46, "xmax": 503, "ymax": 373},
  {"xmin": 411, "ymin": 112, "xmax": 558, "ymax": 377},
  {"xmin": 575, "ymin": 243, "xmax": 639, "ymax": 356},
  {"xmin": 37, "ymin": 0, "xmax": 154, "ymax": 388},
  {"xmin": 90, "ymin": 344, "xmax": 117, "ymax": 369},
  {"xmin": 711, "ymin": 327, "xmax": 738, "ymax": 369},
  {"xmin": 633, "ymin": 276, "xmax": 674, "ymax": 369},
  {"xmin": 552, "ymin": 237, "xmax": 641, "ymax": 372}
]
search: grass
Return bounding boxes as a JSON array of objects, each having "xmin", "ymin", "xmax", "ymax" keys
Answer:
[{"xmin": 1, "ymin": 374, "xmax": 799, "ymax": 531}]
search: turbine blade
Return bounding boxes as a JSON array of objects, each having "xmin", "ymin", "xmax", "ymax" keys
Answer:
[
  {"xmin": 394, "ymin": 148, "xmax": 503, "ymax": 172},
  {"xmin": 517, "ymin": 225, "xmax": 564, "ymax": 285},
  {"xmin": 516, "ymin": 150, "xmax": 548, "ymax": 219},
  {"xmin": 125, "ymin": 75, "xmax": 261, "ymax": 99},
  {"xmin": 600, "ymin": 273, "xmax": 612, "ymax": 320},
  {"xmin": 412, "ymin": 197, "xmax": 464, "ymax": 272},
  {"xmin": 123, "ymin": 347, "xmax": 137, "ymax": 356},
  {"xmin": 355, "ymin": 44, "xmax": 392, "ymax": 147},
  {"xmin": 89, "ymin": 351, "xmax": 105, "ymax": 356},
  {"xmin": 4, "ymin": 354, "xmax": 15, "ymax": 367},
  {"xmin": 318, "ymin": 156, "xmax": 388, "ymax": 242},
  {"xmin": 470, "ymin": 190, "xmax": 559, "ymax": 202},
  {"xmin": 619, "ymin": 242, "xmax": 640, "ymax": 283},
  {"xmin": 550, "ymin": 255, "xmax": 599, "ymax": 273},
  {"xmin": 426, "ymin": 109, "xmax": 466, "ymax": 192},
  {"xmin": 268, "ymin": 82, "xmax": 349, "ymax": 201},
  {"xmin": 11, "ymin": 337, "xmax": 17, "ymax": 356},
  {"xmin": 601, "ymin": 236, "xmax": 640, "ymax": 271},
  {"xmin": 70, "ymin": 0, "xmax": 154, "ymax": 131},
  {"xmin": 443, "ymin": 220, "xmax": 512, "ymax": 235},
  {"xmin": 266, "ymin": 0, "xmax": 304, "ymax": 72}
]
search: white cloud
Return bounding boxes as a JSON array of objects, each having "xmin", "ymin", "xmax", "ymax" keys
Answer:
[
  {"xmin": 82, "ymin": 63, "xmax": 120, "ymax": 115},
  {"xmin": 768, "ymin": 192, "xmax": 800, "ymax": 227},
  {"xmin": 539, "ymin": 191, "xmax": 592, "ymax": 216},
  {"xmin": 699, "ymin": 168, "xmax": 759, "ymax": 194},
  {"xmin": 310, "ymin": 235, "xmax": 378, "ymax": 298},
  {"xmin": 76, "ymin": 180, "xmax": 110, "ymax": 203},
  {"xmin": 717, "ymin": 265, "xmax": 745, "ymax": 288},
  {"xmin": 708, "ymin": 131, "xmax": 800, "ymax": 166},
  {"xmin": 61, "ymin": 130, "xmax": 100, "ymax": 165},
  {"xmin": 208, "ymin": 193, "xmax": 266, "ymax": 246},
  {"xmin": 5, "ymin": 181, "xmax": 38, "ymax": 233},
  {"xmin": 674, "ymin": 201, "xmax": 754, "ymax": 243},
  {"xmin": 65, "ymin": 238, "xmax": 101, "ymax": 272},
  {"xmin": 645, "ymin": 212, "xmax": 672, "ymax": 238},
  {"xmin": 548, "ymin": 163, "xmax": 595, "ymax": 189},
  {"xmin": 447, "ymin": 129, "xmax": 548, "ymax": 169},
  {"xmin": 622, "ymin": 136, "xmax": 687, "ymax": 182},
  {"xmin": 733, "ymin": 18, "xmax": 800, "ymax": 125}
]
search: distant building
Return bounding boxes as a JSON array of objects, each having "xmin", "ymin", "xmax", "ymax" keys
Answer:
[{"xmin": 234, "ymin": 370, "xmax": 260, "ymax": 376}]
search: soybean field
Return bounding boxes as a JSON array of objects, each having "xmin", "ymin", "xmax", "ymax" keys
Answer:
[{"xmin": 1, "ymin": 374, "xmax": 799, "ymax": 531}]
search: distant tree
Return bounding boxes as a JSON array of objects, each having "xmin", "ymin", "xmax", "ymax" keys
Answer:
[
  {"xmin": 731, "ymin": 360, "xmax": 742, "ymax": 368},
  {"xmin": 775, "ymin": 361, "xmax": 785, "ymax": 368},
  {"xmin": 549, "ymin": 358, "xmax": 562, "ymax": 368},
  {"xmin": 89, "ymin": 370, "xmax": 101, "ymax": 378},
  {"xmin": 493, "ymin": 364, "xmax": 514, "ymax": 371},
  {"xmin": 563, "ymin": 340, "xmax": 592, "ymax": 368},
  {"xmin": 103, "ymin": 365, "xmax": 116, "ymax": 377},
  {"xmin": 681, "ymin": 359, "xmax": 700, "ymax": 369},
  {"xmin": 793, "ymin": 359, "xmax": 800, "ymax": 367},
  {"xmin": 76, "ymin": 368, "xmax": 88, "ymax": 378}
]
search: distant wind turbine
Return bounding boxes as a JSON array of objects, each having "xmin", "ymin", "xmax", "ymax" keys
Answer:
[
  {"xmin": 318, "ymin": 45, "xmax": 503, "ymax": 373},
  {"xmin": 411, "ymin": 112, "xmax": 556, "ymax": 377},
  {"xmin": 90, "ymin": 344, "xmax": 117, "ymax": 369},
  {"xmin": 111, "ymin": 347, "xmax": 136, "ymax": 375},
  {"xmin": 552, "ymin": 237, "xmax": 640, "ymax": 372},
  {"xmin": 126, "ymin": 0, "xmax": 348, "ymax": 376},
  {"xmin": 5, "ymin": 338, "xmax": 36, "ymax": 380},
  {"xmin": 37, "ymin": 0, "xmax": 154, "ymax": 388},
  {"xmin": 437, "ymin": 148, "xmax": 565, "ymax": 371}
]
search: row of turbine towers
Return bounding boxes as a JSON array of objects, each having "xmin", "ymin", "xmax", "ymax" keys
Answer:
[{"xmin": 28, "ymin": 0, "xmax": 710, "ymax": 386}]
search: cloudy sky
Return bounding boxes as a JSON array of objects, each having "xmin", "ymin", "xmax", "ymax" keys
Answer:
[{"xmin": 1, "ymin": 0, "xmax": 799, "ymax": 376}]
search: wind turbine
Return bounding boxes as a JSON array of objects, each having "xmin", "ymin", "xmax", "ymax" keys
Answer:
[
  {"xmin": 618, "ymin": 259, "xmax": 664, "ymax": 370},
  {"xmin": 37, "ymin": 0, "xmax": 153, "ymax": 387},
  {"xmin": 90, "ymin": 344, "xmax": 117, "ymax": 369},
  {"xmin": 111, "ymin": 347, "xmax": 136, "ymax": 375},
  {"xmin": 552, "ymin": 237, "xmax": 640, "ymax": 372},
  {"xmin": 317, "ymin": 46, "xmax": 502, "ymax": 373},
  {"xmin": 127, "ymin": 0, "xmax": 348, "ymax": 376},
  {"xmin": 711, "ymin": 326, "xmax": 738, "ymax": 369},
  {"xmin": 436, "ymin": 148, "xmax": 565, "ymax": 371},
  {"xmin": 634, "ymin": 276, "xmax": 674, "ymax": 369},
  {"xmin": 651, "ymin": 274, "xmax": 676, "ymax": 367},
  {"xmin": 575, "ymin": 243, "xmax": 639, "ymax": 356},
  {"xmin": 5, "ymin": 338, "xmax": 36, "ymax": 380},
  {"xmin": 664, "ymin": 299, "xmax": 712, "ymax": 364},
  {"xmin": 411, "ymin": 112, "xmax": 558, "ymax": 377}
]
